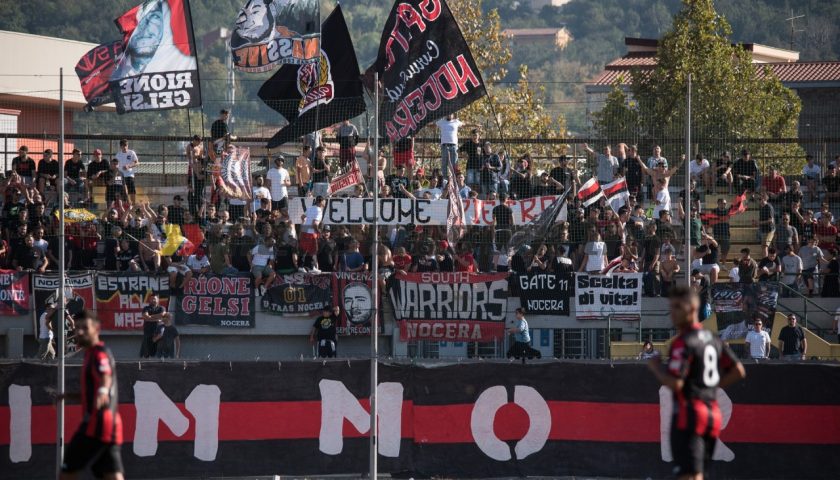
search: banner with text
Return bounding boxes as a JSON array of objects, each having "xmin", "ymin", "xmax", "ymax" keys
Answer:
[
  {"xmin": 230, "ymin": 0, "xmax": 320, "ymax": 72},
  {"xmin": 367, "ymin": 0, "xmax": 486, "ymax": 141},
  {"xmin": 332, "ymin": 271, "xmax": 377, "ymax": 335},
  {"xmin": 175, "ymin": 274, "xmax": 255, "ymax": 327},
  {"xmin": 288, "ymin": 195, "xmax": 561, "ymax": 226},
  {"xmin": 389, "ymin": 272, "xmax": 508, "ymax": 341},
  {"xmin": 512, "ymin": 272, "xmax": 572, "ymax": 316},
  {"xmin": 713, "ymin": 282, "xmax": 780, "ymax": 340},
  {"xmin": 575, "ymin": 274, "xmax": 642, "ymax": 320},
  {"xmin": 0, "ymin": 270, "xmax": 30, "ymax": 316},
  {"xmin": 32, "ymin": 273, "xmax": 95, "ymax": 339},
  {"xmin": 261, "ymin": 273, "xmax": 332, "ymax": 315},
  {"xmin": 95, "ymin": 273, "xmax": 170, "ymax": 330}
]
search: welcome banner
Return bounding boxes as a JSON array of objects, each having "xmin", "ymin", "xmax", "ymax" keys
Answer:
[{"xmin": 3, "ymin": 362, "xmax": 838, "ymax": 479}]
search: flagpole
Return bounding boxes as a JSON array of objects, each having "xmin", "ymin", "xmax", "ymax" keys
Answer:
[
  {"xmin": 685, "ymin": 74, "xmax": 692, "ymax": 287},
  {"xmin": 369, "ymin": 72, "xmax": 380, "ymax": 479},
  {"xmin": 56, "ymin": 66, "xmax": 66, "ymax": 479}
]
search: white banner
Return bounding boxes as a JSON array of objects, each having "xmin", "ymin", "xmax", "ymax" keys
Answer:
[
  {"xmin": 287, "ymin": 195, "xmax": 562, "ymax": 226},
  {"xmin": 575, "ymin": 273, "xmax": 642, "ymax": 320}
]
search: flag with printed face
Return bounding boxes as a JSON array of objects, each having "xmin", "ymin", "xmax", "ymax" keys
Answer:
[
  {"xmin": 230, "ymin": 0, "xmax": 320, "ymax": 72},
  {"xmin": 577, "ymin": 177, "xmax": 604, "ymax": 207},
  {"xmin": 602, "ymin": 177, "xmax": 629, "ymax": 214},
  {"xmin": 216, "ymin": 146, "xmax": 253, "ymax": 201}
]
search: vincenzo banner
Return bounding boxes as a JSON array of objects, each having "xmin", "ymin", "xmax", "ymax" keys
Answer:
[
  {"xmin": 262, "ymin": 273, "xmax": 332, "ymax": 315},
  {"xmin": 108, "ymin": 0, "xmax": 201, "ymax": 113},
  {"xmin": 389, "ymin": 272, "xmax": 508, "ymax": 341},
  {"xmin": 575, "ymin": 274, "xmax": 642, "ymax": 320},
  {"xmin": 95, "ymin": 273, "xmax": 170, "ymax": 330},
  {"xmin": 332, "ymin": 271, "xmax": 377, "ymax": 335},
  {"xmin": 231, "ymin": 0, "xmax": 320, "ymax": 72},
  {"xmin": 367, "ymin": 0, "xmax": 486, "ymax": 141},
  {"xmin": 175, "ymin": 274, "xmax": 255, "ymax": 327}
]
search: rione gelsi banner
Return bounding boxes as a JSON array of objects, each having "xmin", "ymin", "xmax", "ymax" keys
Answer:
[
  {"xmin": 575, "ymin": 273, "xmax": 642, "ymax": 320},
  {"xmin": 288, "ymin": 195, "xmax": 564, "ymax": 226},
  {"xmin": 231, "ymin": 0, "xmax": 320, "ymax": 72},
  {"xmin": 95, "ymin": 273, "xmax": 170, "ymax": 330},
  {"xmin": 367, "ymin": 0, "xmax": 486, "ymax": 141},
  {"xmin": 109, "ymin": 0, "xmax": 201, "ymax": 113},
  {"xmin": 512, "ymin": 272, "xmax": 572, "ymax": 316},
  {"xmin": 175, "ymin": 274, "xmax": 255, "ymax": 327},
  {"xmin": 332, "ymin": 271, "xmax": 376, "ymax": 335},
  {"xmin": 262, "ymin": 273, "xmax": 332, "ymax": 315},
  {"xmin": 0, "ymin": 270, "xmax": 30, "ymax": 316},
  {"xmin": 713, "ymin": 282, "xmax": 780, "ymax": 340},
  {"xmin": 389, "ymin": 272, "xmax": 508, "ymax": 341}
]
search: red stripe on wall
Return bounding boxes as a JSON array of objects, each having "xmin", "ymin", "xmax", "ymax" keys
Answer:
[{"xmin": 2, "ymin": 402, "xmax": 839, "ymax": 446}]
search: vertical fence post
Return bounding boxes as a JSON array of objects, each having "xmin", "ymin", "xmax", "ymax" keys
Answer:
[{"xmin": 685, "ymin": 74, "xmax": 692, "ymax": 286}]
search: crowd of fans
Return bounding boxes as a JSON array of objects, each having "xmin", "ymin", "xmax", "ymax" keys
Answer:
[{"xmin": 3, "ymin": 118, "xmax": 840, "ymax": 301}]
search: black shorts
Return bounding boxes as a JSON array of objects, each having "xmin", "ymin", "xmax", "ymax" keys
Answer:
[
  {"xmin": 124, "ymin": 177, "xmax": 136, "ymax": 194},
  {"xmin": 272, "ymin": 197, "xmax": 288, "ymax": 211},
  {"xmin": 670, "ymin": 427, "xmax": 714, "ymax": 476},
  {"xmin": 318, "ymin": 340, "xmax": 337, "ymax": 358},
  {"xmin": 62, "ymin": 429, "xmax": 124, "ymax": 478}
]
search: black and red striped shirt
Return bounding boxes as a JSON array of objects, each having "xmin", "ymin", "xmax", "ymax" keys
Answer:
[
  {"xmin": 80, "ymin": 342, "xmax": 122, "ymax": 444},
  {"xmin": 667, "ymin": 323, "xmax": 738, "ymax": 438}
]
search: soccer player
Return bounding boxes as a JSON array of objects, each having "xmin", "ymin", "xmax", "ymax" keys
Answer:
[
  {"xmin": 647, "ymin": 286, "xmax": 746, "ymax": 480},
  {"xmin": 59, "ymin": 310, "xmax": 124, "ymax": 480}
]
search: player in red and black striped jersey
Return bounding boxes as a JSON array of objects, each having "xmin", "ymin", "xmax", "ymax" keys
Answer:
[
  {"xmin": 59, "ymin": 310, "xmax": 124, "ymax": 480},
  {"xmin": 648, "ymin": 286, "xmax": 746, "ymax": 480}
]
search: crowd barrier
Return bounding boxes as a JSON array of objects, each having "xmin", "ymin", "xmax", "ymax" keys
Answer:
[{"xmin": 1, "ymin": 361, "xmax": 839, "ymax": 479}]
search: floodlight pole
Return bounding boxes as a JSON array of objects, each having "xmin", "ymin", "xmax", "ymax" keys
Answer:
[
  {"xmin": 56, "ymin": 67, "xmax": 67, "ymax": 478},
  {"xmin": 369, "ymin": 73, "xmax": 380, "ymax": 479},
  {"xmin": 685, "ymin": 74, "xmax": 692, "ymax": 286}
]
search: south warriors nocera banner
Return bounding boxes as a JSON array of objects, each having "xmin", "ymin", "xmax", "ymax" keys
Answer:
[
  {"xmin": 366, "ymin": 0, "xmax": 486, "ymax": 141},
  {"xmin": 231, "ymin": 0, "xmax": 320, "ymax": 72},
  {"xmin": 258, "ymin": 5, "xmax": 366, "ymax": 148},
  {"xmin": 76, "ymin": 0, "xmax": 201, "ymax": 113}
]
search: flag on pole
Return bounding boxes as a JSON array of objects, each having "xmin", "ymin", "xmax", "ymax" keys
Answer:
[
  {"xmin": 700, "ymin": 191, "xmax": 748, "ymax": 226},
  {"xmin": 161, "ymin": 223, "xmax": 196, "ymax": 257},
  {"xmin": 216, "ymin": 146, "xmax": 252, "ymax": 201},
  {"xmin": 328, "ymin": 160, "xmax": 365, "ymax": 195},
  {"xmin": 446, "ymin": 164, "xmax": 466, "ymax": 247},
  {"xmin": 602, "ymin": 177, "xmax": 630, "ymax": 214},
  {"xmin": 508, "ymin": 190, "xmax": 570, "ymax": 254},
  {"xmin": 577, "ymin": 177, "xmax": 604, "ymax": 207}
]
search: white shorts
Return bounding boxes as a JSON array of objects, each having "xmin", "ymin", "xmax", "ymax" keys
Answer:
[{"xmin": 167, "ymin": 264, "xmax": 190, "ymax": 275}]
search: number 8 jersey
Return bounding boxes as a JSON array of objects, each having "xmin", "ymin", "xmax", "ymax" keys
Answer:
[{"xmin": 667, "ymin": 323, "xmax": 739, "ymax": 437}]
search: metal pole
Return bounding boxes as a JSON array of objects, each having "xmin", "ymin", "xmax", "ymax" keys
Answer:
[
  {"xmin": 369, "ymin": 73, "xmax": 380, "ymax": 479},
  {"xmin": 56, "ymin": 67, "xmax": 66, "ymax": 479},
  {"xmin": 685, "ymin": 74, "xmax": 692, "ymax": 286}
]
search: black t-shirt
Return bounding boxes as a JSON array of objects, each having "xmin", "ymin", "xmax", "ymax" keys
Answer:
[
  {"xmin": 823, "ymin": 176, "xmax": 840, "ymax": 193},
  {"xmin": 12, "ymin": 156, "xmax": 36, "ymax": 177},
  {"xmin": 413, "ymin": 255, "xmax": 439, "ymax": 272},
  {"xmin": 210, "ymin": 119, "xmax": 228, "ymax": 141},
  {"xmin": 623, "ymin": 156, "xmax": 643, "ymax": 187},
  {"xmin": 275, "ymin": 244, "xmax": 296, "ymax": 272},
  {"xmin": 317, "ymin": 240, "xmax": 336, "ymax": 272},
  {"xmin": 142, "ymin": 305, "xmax": 165, "ymax": 318},
  {"xmin": 696, "ymin": 276, "xmax": 711, "ymax": 304},
  {"xmin": 155, "ymin": 324, "xmax": 179, "ymax": 358},
  {"xmin": 386, "ymin": 175, "xmax": 409, "ymax": 198},
  {"xmin": 492, "ymin": 204, "xmax": 513, "ymax": 228},
  {"xmin": 116, "ymin": 247, "xmax": 136, "ymax": 271},
  {"xmin": 394, "ymin": 137, "xmax": 413, "ymax": 153},
  {"xmin": 439, "ymin": 253, "xmax": 454, "ymax": 272},
  {"xmin": 733, "ymin": 158, "xmax": 758, "ymax": 178},
  {"xmin": 65, "ymin": 160, "xmax": 84, "ymax": 179},
  {"xmin": 702, "ymin": 244, "xmax": 719, "ymax": 265},
  {"xmin": 311, "ymin": 157, "xmax": 329, "ymax": 183},
  {"xmin": 229, "ymin": 236, "xmax": 255, "ymax": 271},
  {"xmin": 38, "ymin": 160, "xmax": 59, "ymax": 177},
  {"xmin": 778, "ymin": 325, "xmax": 805, "ymax": 355},
  {"xmin": 757, "ymin": 256, "xmax": 781, "ymax": 281},
  {"xmin": 459, "ymin": 140, "xmax": 482, "ymax": 170},
  {"xmin": 87, "ymin": 159, "xmax": 109, "ymax": 178},
  {"xmin": 14, "ymin": 246, "xmax": 40, "ymax": 269},
  {"xmin": 168, "ymin": 205, "xmax": 185, "ymax": 226},
  {"xmin": 759, "ymin": 203, "xmax": 775, "ymax": 232},
  {"xmin": 712, "ymin": 207, "xmax": 730, "ymax": 239},
  {"xmin": 313, "ymin": 315, "xmax": 338, "ymax": 342}
]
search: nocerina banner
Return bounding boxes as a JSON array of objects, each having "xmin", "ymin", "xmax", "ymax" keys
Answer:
[
  {"xmin": 575, "ymin": 273, "xmax": 642, "ymax": 319},
  {"xmin": 512, "ymin": 272, "xmax": 572, "ymax": 315},
  {"xmin": 288, "ymin": 195, "xmax": 564, "ymax": 226},
  {"xmin": 32, "ymin": 272, "xmax": 95, "ymax": 321},
  {"xmin": 95, "ymin": 273, "xmax": 170, "ymax": 330},
  {"xmin": 389, "ymin": 271, "xmax": 508, "ymax": 341},
  {"xmin": 174, "ymin": 274, "xmax": 255, "ymax": 327},
  {"xmin": 3, "ymin": 361, "xmax": 839, "ymax": 480}
]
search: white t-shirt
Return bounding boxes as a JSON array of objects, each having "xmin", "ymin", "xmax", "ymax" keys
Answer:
[
  {"xmin": 250, "ymin": 244, "xmax": 275, "ymax": 267},
  {"xmin": 584, "ymin": 241, "xmax": 606, "ymax": 272},
  {"xmin": 39, "ymin": 311, "xmax": 53, "ymax": 340},
  {"xmin": 186, "ymin": 254, "xmax": 210, "ymax": 271},
  {"xmin": 802, "ymin": 164, "xmax": 821, "ymax": 179},
  {"xmin": 229, "ymin": 198, "xmax": 247, "ymax": 208},
  {"xmin": 690, "ymin": 159, "xmax": 710, "ymax": 176},
  {"xmin": 267, "ymin": 167, "xmax": 289, "ymax": 201},
  {"xmin": 729, "ymin": 266, "xmax": 741, "ymax": 283},
  {"xmin": 302, "ymin": 205, "xmax": 323, "ymax": 234},
  {"xmin": 418, "ymin": 187, "xmax": 442, "ymax": 200},
  {"xmin": 745, "ymin": 330, "xmax": 771, "ymax": 358},
  {"xmin": 654, "ymin": 189, "xmax": 671, "ymax": 217},
  {"xmin": 436, "ymin": 118, "xmax": 463, "ymax": 145},
  {"xmin": 252, "ymin": 186, "xmax": 271, "ymax": 212},
  {"xmin": 116, "ymin": 150, "xmax": 139, "ymax": 178}
]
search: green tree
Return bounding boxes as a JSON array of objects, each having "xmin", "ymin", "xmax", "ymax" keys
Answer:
[{"xmin": 594, "ymin": 0, "xmax": 803, "ymax": 173}]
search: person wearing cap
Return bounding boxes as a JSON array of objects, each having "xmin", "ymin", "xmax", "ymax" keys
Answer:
[
  {"xmin": 65, "ymin": 149, "xmax": 86, "ymax": 204},
  {"xmin": 310, "ymin": 305, "xmax": 340, "ymax": 358},
  {"xmin": 168, "ymin": 195, "xmax": 186, "ymax": 226},
  {"xmin": 116, "ymin": 139, "xmax": 140, "ymax": 205},
  {"xmin": 12, "ymin": 146, "xmax": 36, "ymax": 186},
  {"xmin": 36, "ymin": 148, "xmax": 59, "ymax": 196},
  {"xmin": 251, "ymin": 175, "xmax": 272, "ymax": 213},
  {"xmin": 802, "ymin": 155, "xmax": 821, "ymax": 203},
  {"xmin": 733, "ymin": 149, "xmax": 758, "ymax": 194},
  {"xmin": 266, "ymin": 156, "xmax": 290, "ymax": 211}
]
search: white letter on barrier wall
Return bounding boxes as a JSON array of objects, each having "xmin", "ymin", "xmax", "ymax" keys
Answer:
[
  {"xmin": 9, "ymin": 384, "xmax": 31, "ymax": 463},
  {"xmin": 659, "ymin": 386, "xmax": 734, "ymax": 462},
  {"xmin": 133, "ymin": 381, "xmax": 220, "ymax": 461},
  {"xmin": 318, "ymin": 379, "xmax": 404, "ymax": 457},
  {"xmin": 471, "ymin": 385, "xmax": 551, "ymax": 461}
]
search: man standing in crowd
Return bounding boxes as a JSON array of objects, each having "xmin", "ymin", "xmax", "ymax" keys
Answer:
[
  {"xmin": 757, "ymin": 193, "xmax": 775, "ymax": 258},
  {"xmin": 393, "ymin": 135, "xmax": 415, "ymax": 180},
  {"xmin": 295, "ymin": 146, "xmax": 312, "ymax": 197},
  {"xmin": 802, "ymin": 155, "xmax": 821, "ymax": 203},
  {"xmin": 267, "ymin": 156, "xmax": 290, "ymax": 210},
  {"xmin": 745, "ymin": 319, "xmax": 772, "ymax": 360},
  {"xmin": 310, "ymin": 305, "xmax": 340, "ymax": 358},
  {"xmin": 300, "ymin": 196, "xmax": 325, "ymax": 266},
  {"xmin": 459, "ymin": 128, "xmax": 482, "ymax": 190},
  {"xmin": 186, "ymin": 135, "xmax": 206, "ymax": 216},
  {"xmin": 58, "ymin": 310, "xmax": 124, "ymax": 480},
  {"xmin": 436, "ymin": 113, "xmax": 463, "ymax": 186},
  {"xmin": 781, "ymin": 246, "xmax": 803, "ymax": 295},
  {"xmin": 584, "ymin": 143, "xmax": 618, "ymax": 185},
  {"xmin": 310, "ymin": 146, "xmax": 331, "ymax": 198},
  {"xmin": 480, "ymin": 141, "xmax": 502, "ymax": 198},
  {"xmin": 778, "ymin": 314, "xmax": 807, "ymax": 361},
  {"xmin": 623, "ymin": 145, "xmax": 643, "ymax": 197},
  {"xmin": 506, "ymin": 307, "xmax": 533, "ymax": 363},
  {"xmin": 168, "ymin": 195, "xmax": 186, "ymax": 226},
  {"xmin": 387, "ymin": 165, "xmax": 410, "ymax": 199},
  {"xmin": 116, "ymin": 139, "xmax": 139, "ymax": 205},
  {"xmin": 38, "ymin": 302, "xmax": 58, "ymax": 360},
  {"xmin": 86, "ymin": 149, "xmax": 109, "ymax": 200},
  {"xmin": 690, "ymin": 153, "xmax": 711, "ymax": 193},
  {"xmin": 140, "ymin": 295, "xmax": 170, "ymax": 358},
  {"xmin": 647, "ymin": 286, "xmax": 745, "ymax": 480},
  {"xmin": 336, "ymin": 120, "xmax": 359, "ymax": 170},
  {"xmin": 211, "ymin": 109, "xmax": 231, "ymax": 155},
  {"xmin": 12, "ymin": 145, "xmax": 36, "ymax": 185},
  {"xmin": 733, "ymin": 149, "xmax": 758, "ymax": 194},
  {"xmin": 153, "ymin": 314, "xmax": 180, "ymax": 359},
  {"xmin": 799, "ymin": 236, "xmax": 825, "ymax": 296},
  {"xmin": 251, "ymin": 176, "xmax": 271, "ymax": 213}
]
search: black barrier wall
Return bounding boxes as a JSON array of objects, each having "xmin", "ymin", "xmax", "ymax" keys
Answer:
[{"xmin": 1, "ymin": 361, "xmax": 839, "ymax": 479}]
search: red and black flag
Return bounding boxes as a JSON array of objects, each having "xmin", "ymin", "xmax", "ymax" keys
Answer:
[
  {"xmin": 577, "ymin": 177, "xmax": 604, "ymax": 207},
  {"xmin": 258, "ymin": 5, "xmax": 366, "ymax": 148},
  {"xmin": 602, "ymin": 177, "xmax": 629, "ymax": 214},
  {"xmin": 366, "ymin": 0, "xmax": 486, "ymax": 142},
  {"xmin": 75, "ymin": 41, "xmax": 123, "ymax": 110},
  {"xmin": 701, "ymin": 191, "xmax": 748, "ymax": 226}
]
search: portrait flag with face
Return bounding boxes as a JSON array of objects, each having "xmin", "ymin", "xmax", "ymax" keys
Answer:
[
  {"xmin": 230, "ymin": 0, "xmax": 320, "ymax": 72},
  {"xmin": 258, "ymin": 5, "xmax": 366, "ymax": 148},
  {"xmin": 332, "ymin": 271, "xmax": 379, "ymax": 335},
  {"xmin": 105, "ymin": 0, "xmax": 202, "ymax": 113}
]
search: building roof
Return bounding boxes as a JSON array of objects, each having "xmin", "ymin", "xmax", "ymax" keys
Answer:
[{"xmin": 0, "ymin": 30, "xmax": 101, "ymax": 109}]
